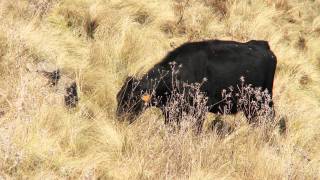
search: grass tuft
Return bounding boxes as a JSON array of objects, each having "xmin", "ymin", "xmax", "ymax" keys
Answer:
[{"xmin": 0, "ymin": 0, "xmax": 320, "ymax": 179}]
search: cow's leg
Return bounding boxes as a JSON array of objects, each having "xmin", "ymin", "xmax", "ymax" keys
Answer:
[
  {"xmin": 260, "ymin": 92, "xmax": 276, "ymax": 123},
  {"xmin": 163, "ymin": 110, "xmax": 169, "ymax": 125},
  {"xmin": 162, "ymin": 109, "xmax": 179, "ymax": 132},
  {"xmin": 269, "ymin": 100, "xmax": 276, "ymax": 121},
  {"xmin": 244, "ymin": 99, "xmax": 275, "ymax": 124}
]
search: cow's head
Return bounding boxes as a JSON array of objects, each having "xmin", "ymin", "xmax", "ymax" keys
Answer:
[{"xmin": 116, "ymin": 76, "xmax": 152, "ymax": 122}]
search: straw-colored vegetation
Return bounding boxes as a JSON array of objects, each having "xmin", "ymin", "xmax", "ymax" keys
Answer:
[{"xmin": 0, "ymin": 0, "xmax": 320, "ymax": 179}]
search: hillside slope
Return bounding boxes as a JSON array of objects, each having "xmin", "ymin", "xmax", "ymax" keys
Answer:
[{"xmin": 0, "ymin": 0, "xmax": 320, "ymax": 179}]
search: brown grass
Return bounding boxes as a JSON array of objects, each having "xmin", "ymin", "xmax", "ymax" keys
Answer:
[{"xmin": 0, "ymin": 0, "xmax": 320, "ymax": 179}]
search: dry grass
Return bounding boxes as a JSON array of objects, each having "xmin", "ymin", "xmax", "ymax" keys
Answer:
[{"xmin": 0, "ymin": 0, "xmax": 320, "ymax": 179}]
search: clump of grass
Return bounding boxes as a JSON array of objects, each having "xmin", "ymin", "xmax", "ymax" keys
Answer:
[
  {"xmin": 83, "ymin": 15, "xmax": 98, "ymax": 39},
  {"xmin": 220, "ymin": 76, "xmax": 275, "ymax": 123},
  {"xmin": 28, "ymin": 0, "xmax": 57, "ymax": 18},
  {"xmin": 133, "ymin": 11, "xmax": 151, "ymax": 25},
  {"xmin": 296, "ymin": 35, "xmax": 307, "ymax": 50},
  {"xmin": 160, "ymin": 20, "xmax": 186, "ymax": 38},
  {"xmin": 162, "ymin": 62, "xmax": 209, "ymax": 133},
  {"xmin": 204, "ymin": 0, "xmax": 229, "ymax": 18},
  {"xmin": 164, "ymin": 74, "xmax": 277, "ymax": 135},
  {"xmin": 266, "ymin": 0, "xmax": 290, "ymax": 10},
  {"xmin": 1, "ymin": 0, "xmax": 320, "ymax": 178}
]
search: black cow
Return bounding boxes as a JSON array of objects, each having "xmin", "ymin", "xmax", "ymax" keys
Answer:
[{"xmin": 116, "ymin": 40, "xmax": 277, "ymax": 129}]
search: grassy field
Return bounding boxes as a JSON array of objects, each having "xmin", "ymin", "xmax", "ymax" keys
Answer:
[{"xmin": 0, "ymin": 0, "xmax": 320, "ymax": 179}]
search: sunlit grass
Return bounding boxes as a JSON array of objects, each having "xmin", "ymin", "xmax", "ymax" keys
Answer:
[{"xmin": 0, "ymin": 0, "xmax": 319, "ymax": 179}]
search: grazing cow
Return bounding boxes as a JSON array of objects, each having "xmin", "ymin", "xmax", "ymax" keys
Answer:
[{"xmin": 116, "ymin": 40, "xmax": 277, "ymax": 129}]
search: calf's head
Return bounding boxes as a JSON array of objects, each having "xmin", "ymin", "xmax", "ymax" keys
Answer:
[{"xmin": 116, "ymin": 77, "xmax": 152, "ymax": 122}]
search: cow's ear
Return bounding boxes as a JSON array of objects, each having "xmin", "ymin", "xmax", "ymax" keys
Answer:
[
  {"xmin": 124, "ymin": 76, "xmax": 134, "ymax": 87},
  {"xmin": 141, "ymin": 93, "xmax": 151, "ymax": 103},
  {"xmin": 125, "ymin": 76, "xmax": 133, "ymax": 83}
]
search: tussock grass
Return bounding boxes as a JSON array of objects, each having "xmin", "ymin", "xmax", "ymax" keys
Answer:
[{"xmin": 0, "ymin": 0, "xmax": 320, "ymax": 179}]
